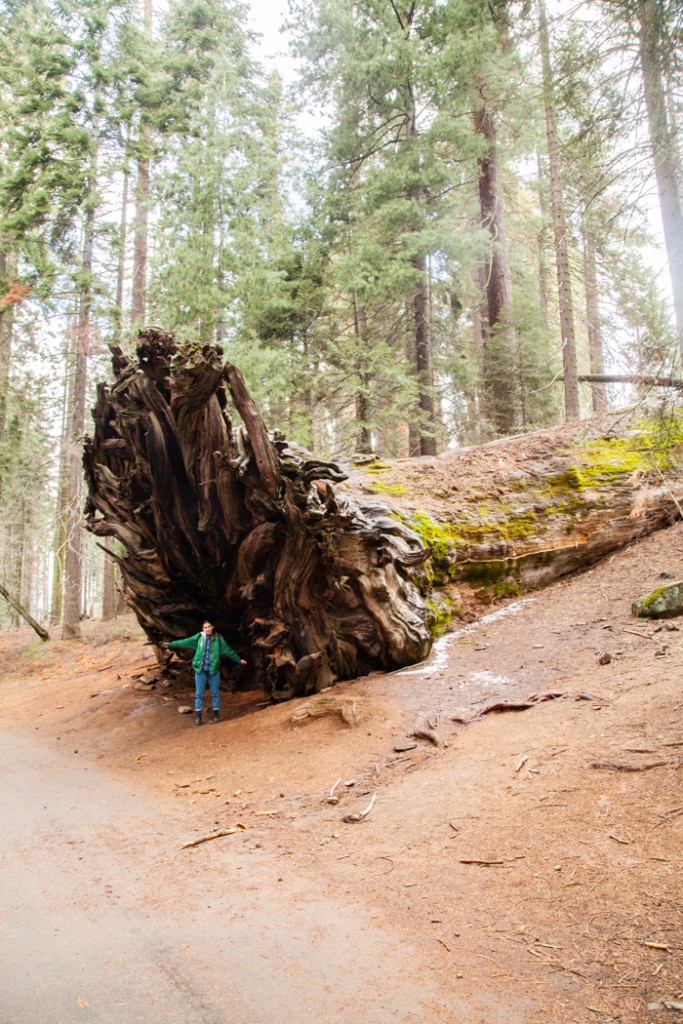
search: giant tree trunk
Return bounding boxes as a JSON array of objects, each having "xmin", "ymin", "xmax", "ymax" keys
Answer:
[{"xmin": 84, "ymin": 330, "xmax": 432, "ymax": 700}]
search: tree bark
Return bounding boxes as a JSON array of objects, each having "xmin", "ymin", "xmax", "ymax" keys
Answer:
[
  {"xmin": 84, "ymin": 330, "xmax": 433, "ymax": 700},
  {"xmin": 538, "ymin": 0, "xmax": 579, "ymax": 421},
  {"xmin": 583, "ymin": 230, "xmax": 607, "ymax": 412},
  {"xmin": 62, "ymin": 131, "xmax": 99, "ymax": 638},
  {"xmin": 131, "ymin": 0, "xmax": 153, "ymax": 329},
  {"xmin": 352, "ymin": 298, "xmax": 372, "ymax": 453},
  {"xmin": 474, "ymin": 91, "xmax": 518, "ymax": 435},
  {"xmin": 406, "ymin": 96, "xmax": 437, "ymax": 457}
]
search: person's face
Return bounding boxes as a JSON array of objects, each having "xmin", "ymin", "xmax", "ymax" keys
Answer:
[{"xmin": 203, "ymin": 622, "xmax": 214, "ymax": 635}]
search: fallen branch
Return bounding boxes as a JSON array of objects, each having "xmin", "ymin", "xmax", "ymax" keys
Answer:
[
  {"xmin": 459, "ymin": 858, "xmax": 505, "ymax": 866},
  {"xmin": 589, "ymin": 760, "xmax": 669, "ymax": 772},
  {"xmin": 181, "ymin": 828, "xmax": 238, "ymax": 849},
  {"xmin": 577, "ymin": 373, "xmax": 683, "ymax": 390},
  {"xmin": 622, "ymin": 628, "xmax": 657, "ymax": 641},
  {"xmin": 0, "ymin": 582, "xmax": 50, "ymax": 641},
  {"xmin": 479, "ymin": 701, "xmax": 535, "ymax": 715}
]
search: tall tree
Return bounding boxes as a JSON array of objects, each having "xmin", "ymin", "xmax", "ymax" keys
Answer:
[
  {"xmin": 538, "ymin": 0, "xmax": 580, "ymax": 420},
  {"xmin": 635, "ymin": 0, "xmax": 683, "ymax": 361}
]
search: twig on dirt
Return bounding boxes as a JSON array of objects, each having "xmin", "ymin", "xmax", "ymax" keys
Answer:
[
  {"xmin": 643, "ymin": 941, "xmax": 671, "ymax": 951},
  {"xmin": 479, "ymin": 701, "xmax": 535, "ymax": 715},
  {"xmin": 515, "ymin": 756, "xmax": 529, "ymax": 773},
  {"xmin": 589, "ymin": 760, "xmax": 669, "ymax": 772},
  {"xmin": 436, "ymin": 938, "xmax": 451, "ymax": 952},
  {"xmin": 622, "ymin": 628, "xmax": 657, "ymax": 640},
  {"xmin": 459, "ymin": 855, "xmax": 526, "ymax": 866},
  {"xmin": 181, "ymin": 828, "xmax": 237, "ymax": 849},
  {"xmin": 96, "ymin": 663, "xmax": 115, "ymax": 672},
  {"xmin": 608, "ymin": 833, "xmax": 632, "ymax": 845},
  {"xmin": 342, "ymin": 793, "xmax": 376, "ymax": 823}
]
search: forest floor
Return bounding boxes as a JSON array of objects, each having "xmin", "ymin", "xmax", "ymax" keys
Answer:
[{"xmin": 2, "ymin": 520, "xmax": 683, "ymax": 1023}]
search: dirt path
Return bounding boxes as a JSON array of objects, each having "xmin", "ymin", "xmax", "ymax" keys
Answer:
[
  {"xmin": 2, "ymin": 730, "xmax": 500, "ymax": 1024},
  {"xmin": 2, "ymin": 523, "xmax": 683, "ymax": 1023}
]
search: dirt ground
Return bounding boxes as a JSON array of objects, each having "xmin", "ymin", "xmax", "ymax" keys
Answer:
[{"xmin": 2, "ymin": 520, "xmax": 683, "ymax": 1024}]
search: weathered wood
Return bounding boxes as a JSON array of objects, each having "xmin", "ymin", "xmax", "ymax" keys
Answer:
[
  {"xmin": 0, "ymin": 583, "xmax": 50, "ymax": 641},
  {"xmin": 84, "ymin": 330, "xmax": 432, "ymax": 700}
]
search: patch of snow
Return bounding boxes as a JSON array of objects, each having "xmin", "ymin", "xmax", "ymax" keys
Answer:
[{"xmin": 396, "ymin": 598, "xmax": 536, "ymax": 676}]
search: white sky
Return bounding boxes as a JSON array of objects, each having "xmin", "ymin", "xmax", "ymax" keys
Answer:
[{"xmin": 246, "ymin": 0, "xmax": 294, "ymax": 75}]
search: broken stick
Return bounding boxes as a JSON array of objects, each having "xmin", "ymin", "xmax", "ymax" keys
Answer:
[{"xmin": 181, "ymin": 828, "xmax": 237, "ymax": 849}]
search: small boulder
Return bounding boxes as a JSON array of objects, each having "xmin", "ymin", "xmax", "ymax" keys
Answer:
[{"xmin": 632, "ymin": 580, "xmax": 683, "ymax": 619}]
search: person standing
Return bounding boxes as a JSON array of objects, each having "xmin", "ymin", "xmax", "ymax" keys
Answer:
[{"xmin": 167, "ymin": 621, "xmax": 245, "ymax": 725}]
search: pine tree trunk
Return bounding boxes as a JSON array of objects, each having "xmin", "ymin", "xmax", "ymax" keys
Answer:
[
  {"xmin": 583, "ymin": 230, "xmax": 607, "ymax": 413},
  {"xmin": 412, "ymin": 260, "xmax": 437, "ymax": 456},
  {"xmin": 638, "ymin": 0, "xmax": 683, "ymax": 360},
  {"xmin": 114, "ymin": 129, "xmax": 130, "ymax": 343},
  {"xmin": 62, "ymin": 138, "xmax": 99, "ymax": 638},
  {"xmin": 0, "ymin": 252, "xmax": 17, "ymax": 447},
  {"xmin": 102, "ymin": 551, "xmax": 116, "ymax": 621},
  {"xmin": 536, "ymin": 154, "xmax": 550, "ymax": 334},
  {"xmin": 406, "ymin": 98, "xmax": 437, "ymax": 457},
  {"xmin": 353, "ymin": 299, "xmax": 372, "ymax": 453},
  {"xmin": 473, "ymin": 93, "xmax": 517, "ymax": 434},
  {"xmin": 538, "ymin": 0, "xmax": 579, "ymax": 421},
  {"xmin": 50, "ymin": 329, "xmax": 74, "ymax": 626},
  {"xmin": 131, "ymin": 0, "xmax": 153, "ymax": 329}
]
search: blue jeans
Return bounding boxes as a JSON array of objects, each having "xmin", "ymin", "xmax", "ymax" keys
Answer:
[{"xmin": 194, "ymin": 671, "xmax": 221, "ymax": 712}]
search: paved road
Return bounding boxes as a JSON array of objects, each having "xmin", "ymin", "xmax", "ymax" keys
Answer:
[{"xmin": 1, "ymin": 731, "xmax": 462, "ymax": 1024}]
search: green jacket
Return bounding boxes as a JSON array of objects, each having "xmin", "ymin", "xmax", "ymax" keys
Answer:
[{"xmin": 168, "ymin": 632, "xmax": 241, "ymax": 674}]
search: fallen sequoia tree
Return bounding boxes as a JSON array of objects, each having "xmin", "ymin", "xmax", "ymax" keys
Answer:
[
  {"xmin": 84, "ymin": 329, "xmax": 432, "ymax": 699},
  {"xmin": 84, "ymin": 329, "xmax": 683, "ymax": 699}
]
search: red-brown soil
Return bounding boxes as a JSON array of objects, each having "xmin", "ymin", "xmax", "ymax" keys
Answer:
[{"xmin": 2, "ymin": 521, "xmax": 682, "ymax": 1023}]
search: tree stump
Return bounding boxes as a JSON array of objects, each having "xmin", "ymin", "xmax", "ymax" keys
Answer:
[{"xmin": 84, "ymin": 329, "xmax": 432, "ymax": 699}]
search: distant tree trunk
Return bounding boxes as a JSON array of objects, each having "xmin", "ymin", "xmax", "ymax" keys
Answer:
[
  {"xmin": 406, "ymin": 99, "xmax": 437, "ymax": 457},
  {"xmin": 50, "ymin": 333, "xmax": 73, "ymax": 626},
  {"xmin": 411, "ymin": 256, "xmax": 437, "ymax": 456},
  {"xmin": 538, "ymin": 0, "xmax": 579, "ymax": 421},
  {"xmin": 102, "ymin": 551, "xmax": 116, "ymax": 620},
  {"xmin": 353, "ymin": 298, "xmax": 372, "ymax": 453},
  {"xmin": 131, "ymin": 0, "xmax": 153, "ymax": 329},
  {"xmin": 638, "ymin": 0, "xmax": 683, "ymax": 361},
  {"xmin": 536, "ymin": 154, "xmax": 550, "ymax": 334},
  {"xmin": 114, "ymin": 130, "xmax": 130, "ymax": 343},
  {"xmin": 583, "ymin": 229, "xmax": 607, "ymax": 413},
  {"xmin": 62, "ymin": 136, "xmax": 99, "ymax": 638},
  {"xmin": 0, "ymin": 252, "xmax": 17, "ymax": 447},
  {"xmin": 473, "ymin": 91, "xmax": 517, "ymax": 434}
]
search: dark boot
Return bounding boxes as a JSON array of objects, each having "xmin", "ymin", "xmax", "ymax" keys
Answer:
[
  {"xmin": 211, "ymin": 709, "xmax": 219, "ymax": 724},
  {"xmin": 194, "ymin": 711, "xmax": 202, "ymax": 726}
]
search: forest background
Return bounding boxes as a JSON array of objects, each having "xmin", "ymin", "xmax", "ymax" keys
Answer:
[{"xmin": 0, "ymin": 0, "xmax": 681, "ymax": 639}]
